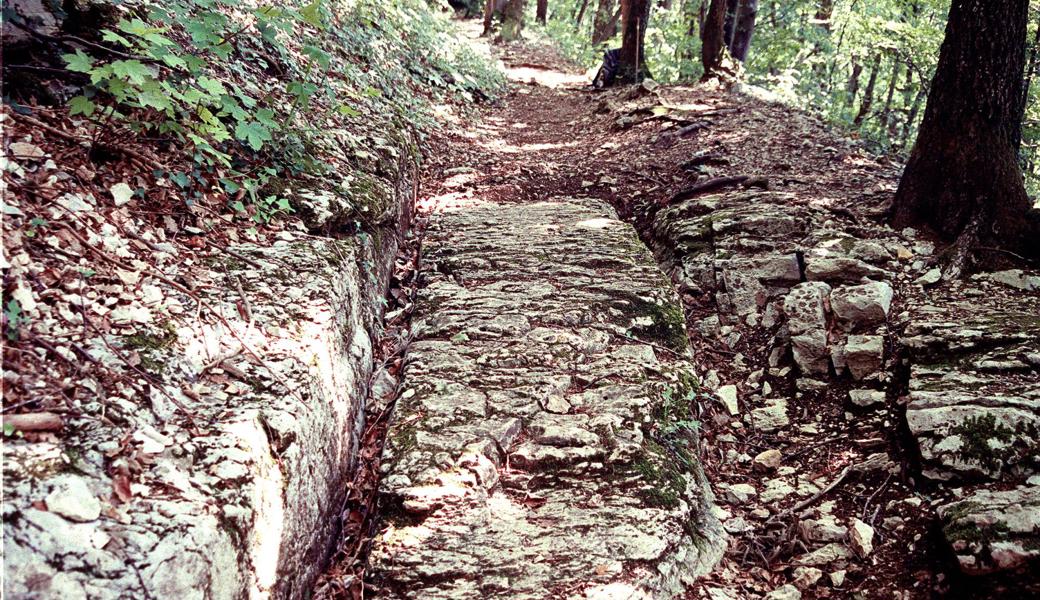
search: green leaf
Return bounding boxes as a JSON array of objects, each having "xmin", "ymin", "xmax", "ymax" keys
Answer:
[
  {"xmin": 234, "ymin": 121, "xmax": 272, "ymax": 151},
  {"xmin": 63, "ymin": 50, "xmax": 94, "ymax": 73},
  {"xmin": 68, "ymin": 96, "xmax": 96, "ymax": 117},
  {"xmin": 170, "ymin": 172, "xmax": 191, "ymax": 188},
  {"xmin": 101, "ymin": 29, "xmax": 134, "ymax": 48},
  {"xmin": 336, "ymin": 104, "xmax": 360, "ymax": 117},
  {"xmin": 299, "ymin": 0, "xmax": 325, "ymax": 28},
  {"xmin": 111, "ymin": 60, "xmax": 153, "ymax": 84},
  {"xmin": 197, "ymin": 76, "xmax": 226, "ymax": 98}
]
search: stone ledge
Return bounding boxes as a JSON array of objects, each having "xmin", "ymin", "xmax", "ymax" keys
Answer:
[{"xmin": 3, "ymin": 226, "xmax": 405, "ymax": 599}]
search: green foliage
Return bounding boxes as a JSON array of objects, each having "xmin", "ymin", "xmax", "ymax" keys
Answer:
[
  {"xmin": 4, "ymin": 298, "xmax": 28, "ymax": 341},
  {"xmin": 58, "ymin": 0, "xmax": 502, "ymax": 227}
]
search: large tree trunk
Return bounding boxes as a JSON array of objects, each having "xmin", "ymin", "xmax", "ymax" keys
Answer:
[
  {"xmin": 701, "ymin": 0, "xmax": 735, "ymax": 79},
  {"xmin": 729, "ymin": 0, "xmax": 758, "ymax": 62},
  {"xmin": 592, "ymin": 0, "xmax": 619, "ymax": 45},
  {"xmin": 537, "ymin": 0, "xmax": 548, "ymax": 23},
  {"xmin": 618, "ymin": 0, "xmax": 652, "ymax": 83},
  {"xmin": 499, "ymin": 0, "xmax": 526, "ymax": 41},
  {"xmin": 894, "ymin": 0, "xmax": 1038, "ymax": 268}
]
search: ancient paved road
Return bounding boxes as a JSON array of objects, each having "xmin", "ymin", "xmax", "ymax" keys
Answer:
[{"xmin": 368, "ymin": 196, "xmax": 724, "ymax": 599}]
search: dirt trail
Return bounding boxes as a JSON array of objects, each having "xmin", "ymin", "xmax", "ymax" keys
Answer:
[{"xmin": 318, "ymin": 25, "xmax": 1040, "ymax": 600}]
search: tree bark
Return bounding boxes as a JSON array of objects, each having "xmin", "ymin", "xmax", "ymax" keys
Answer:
[
  {"xmin": 536, "ymin": 0, "xmax": 548, "ymax": 23},
  {"xmin": 483, "ymin": 0, "xmax": 496, "ymax": 36},
  {"xmin": 894, "ymin": 0, "xmax": 1038, "ymax": 264},
  {"xmin": 499, "ymin": 0, "xmax": 526, "ymax": 41},
  {"xmin": 846, "ymin": 59, "xmax": 863, "ymax": 106},
  {"xmin": 592, "ymin": 0, "xmax": 619, "ymax": 45},
  {"xmin": 701, "ymin": 0, "xmax": 734, "ymax": 79},
  {"xmin": 722, "ymin": 0, "xmax": 739, "ymax": 48},
  {"xmin": 575, "ymin": 0, "xmax": 592, "ymax": 29},
  {"xmin": 729, "ymin": 0, "xmax": 758, "ymax": 62},
  {"xmin": 852, "ymin": 53, "xmax": 882, "ymax": 125},
  {"xmin": 618, "ymin": 0, "xmax": 652, "ymax": 83}
]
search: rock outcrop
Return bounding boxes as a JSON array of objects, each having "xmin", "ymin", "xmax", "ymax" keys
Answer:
[
  {"xmin": 369, "ymin": 197, "xmax": 724, "ymax": 599},
  {"xmin": 3, "ymin": 203, "xmax": 413, "ymax": 599}
]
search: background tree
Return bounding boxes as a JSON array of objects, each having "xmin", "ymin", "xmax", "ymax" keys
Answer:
[
  {"xmin": 537, "ymin": 0, "xmax": 549, "ymax": 23},
  {"xmin": 728, "ymin": 0, "xmax": 758, "ymax": 62},
  {"xmin": 893, "ymin": 0, "xmax": 1039, "ymax": 274},
  {"xmin": 499, "ymin": 0, "xmax": 526, "ymax": 40},
  {"xmin": 592, "ymin": 0, "xmax": 620, "ymax": 46},
  {"xmin": 701, "ymin": 0, "xmax": 735, "ymax": 78},
  {"xmin": 618, "ymin": 0, "xmax": 652, "ymax": 82}
]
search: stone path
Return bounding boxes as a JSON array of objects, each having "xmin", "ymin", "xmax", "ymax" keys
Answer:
[{"xmin": 368, "ymin": 198, "xmax": 724, "ymax": 598}]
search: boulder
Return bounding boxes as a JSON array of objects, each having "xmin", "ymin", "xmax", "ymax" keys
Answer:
[{"xmin": 830, "ymin": 281, "xmax": 893, "ymax": 331}]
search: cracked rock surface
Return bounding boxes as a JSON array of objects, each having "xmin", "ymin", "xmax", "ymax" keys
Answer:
[{"xmin": 369, "ymin": 197, "xmax": 724, "ymax": 599}]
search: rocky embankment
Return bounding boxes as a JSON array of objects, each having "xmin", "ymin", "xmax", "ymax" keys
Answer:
[
  {"xmin": 2, "ymin": 169, "xmax": 414, "ymax": 600},
  {"xmin": 649, "ymin": 185, "xmax": 1040, "ymax": 595}
]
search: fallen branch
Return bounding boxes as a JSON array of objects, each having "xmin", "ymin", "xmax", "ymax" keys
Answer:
[
  {"xmin": 11, "ymin": 113, "xmax": 165, "ymax": 171},
  {"xmin": 3, "ymin": 412, "xmax": 64, "ymax": 432},
  {"xmin": 669, "ymin": 175, "xmax": 769, "ymax": 203},
  {"xmin": 766, "ymin": 464, "xmax": 853, "ymax": 524},
  {"xmin": 680, "ymin": 152, "xmax": 728, "ymax": 170}
]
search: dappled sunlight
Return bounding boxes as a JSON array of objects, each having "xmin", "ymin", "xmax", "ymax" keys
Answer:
[{"xmin": 502, "ymin": 65, "xmax": 588, "ymax": 88}]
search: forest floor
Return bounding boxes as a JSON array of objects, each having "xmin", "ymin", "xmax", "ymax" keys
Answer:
[{"xmin": 333, "ymin": 21, "xmax": 1040, "ymax": 600}]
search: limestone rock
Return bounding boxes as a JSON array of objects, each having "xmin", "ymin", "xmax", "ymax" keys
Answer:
[
  {"xmin": 938, "ymin": 484, "xmax": 1040, "ymax": 575},
  {"xmin": 849, "ymin": 518, "xmax": 875, "ymax": 558},
  {"xmin": 754, "ymin": 449, "xmax": 782, "ymax": 470},
  {"xmin": 44, "ymin": 476, "xmax": 101, "ymax": 522},
  {"xmin": 843, "ymin": 335, "xmax": 884, "ymax": 380},
  {"xmin": 370, "ymin": 198, "xmax": 724, "ymax": 599},
  {"xmin": 830, "ymin": 281, "xmax": 893, "ymax": 331},
  {"xmin": 849, "ymin": 389, "xmax": 885, "ymax": 407},
  {"xmin": 752, "ymin": 399, "xmax": 790, "ymax": 432},
  {"xmin": 783, "ymin": 282, "xmax": 831, "ymax": 336},
  {"xmin": 800, "ymin": 516, "xmax": 848, "ymax": 542},
  {"xmin": 718, "ymin": 384, "xmax": 739, "ymax": 415},
  {"xmin": 805, "ymin": 257, "xmax": 887, "ymax": 284},
  {"xmin": 791, "ymin": 566, "xmax": 823, "ymax": 589},
  {"xmin": 723, "ymin": 483, "xmax": 757, "ymax": 504},
  {"xmin": 791, "ymin": 330, "xmax": 830, "ymax": 376},
  {"xmin": 765, "ymin": 584, "xmax": 802, "ymax": 600}
]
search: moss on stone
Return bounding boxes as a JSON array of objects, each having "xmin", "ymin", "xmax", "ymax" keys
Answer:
[{"xmin": 951, "ymin": 414, "xmax": 1015, "ymax": 471}]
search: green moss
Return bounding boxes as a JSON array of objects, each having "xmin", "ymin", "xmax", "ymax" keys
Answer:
[
  {"xmin": 630, "ymin": 439, "xmax": 688, "ymax": 509},
  {"xmin": 606, "ymin": 291, "xmax": 689, "ymax": 351},
  {"xmin": 951, "ymin": 414, "xmax": 1015, "ymax": 471}
]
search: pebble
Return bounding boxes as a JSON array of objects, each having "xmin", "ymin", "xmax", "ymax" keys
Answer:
[{"xmin": 753, "ymin": 448, "xmax": 782, "ymax": 470}]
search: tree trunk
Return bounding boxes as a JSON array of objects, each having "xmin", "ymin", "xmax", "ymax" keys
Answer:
[
  {"xmin": 575, "ymin": 0, "xmax": 592, "ymax": 29},
  {"xmin": 845, "ymin": 60, "xmax": 863, "ymax": 107},
  {"xmin": 814, "ymin": 0, "xmax": 834, "ymax": 30},
  {"xmin": 722, "ymin": 0, "xmax": 739, "ymax": 48},
  {"xmin": 483, "ymin": 0, "xmax": 496, "ymax": 36},
  {"xmin": 852, "ymin": 53, "xmax": 881, "ymax": 125},
  {"xmin": 1022, "ymin": 11, "xmax": 1040, "ymax": 127},
  {"xmin": 499, "ymin": 0, "xmax": 526, "ymax": 41},
  {"xmin": 894, "ymin": 0, "xmax": 1038, "ymax": 265},
  {"xmin": 618, "ymin": 0, "xmax": 652, "ymax": 83},
  {"xmin": 701, "ymin": 0, "xmax": 734, "ymax": 79},
  {"xmin": 729, "ymin": 0, "xmax": 758, "ymax": 62},
  {"xmin": 537, "ymin": 0, "xmax": 548, "ymax": 23},
  {"xmin": 879, "ymin": 58, "xmax": 902, "ymax": 131},
  {"xmin": 592, "ymin": 0, "xmax": 619, "ymax": 45}
]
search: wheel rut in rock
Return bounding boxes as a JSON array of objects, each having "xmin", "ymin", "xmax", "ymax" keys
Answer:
[{"xmin": 366, "ymin": 195, "xmax": 724, "ymax": 598}]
